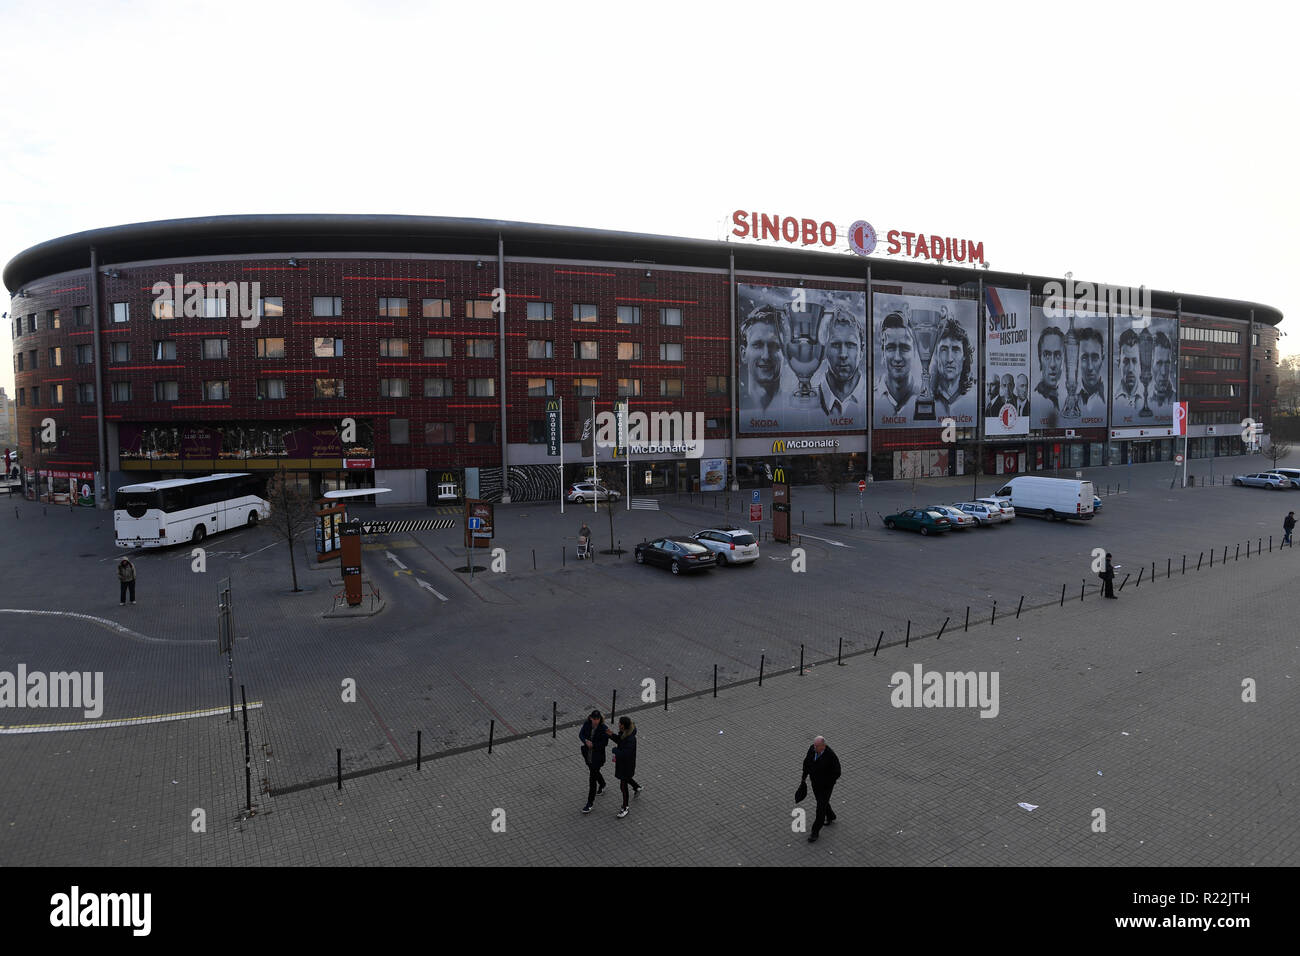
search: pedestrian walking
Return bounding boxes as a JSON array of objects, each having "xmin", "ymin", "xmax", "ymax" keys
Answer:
[
  {"xmin": 1101, "ymin": 552, "xmax": 1118, "ymax": 599},
  {"xmin": 800, "ymin": 735, "xmax": 841, "ymax": 843},
  {"xmin": 609, "ymin": 715, "xmax": 642, "ymax": 818},
  {"xmin": 117, "ymin": 558, "xmax": 137, "ymax": 605},
  {"xmin": 578, "ymin": 710, "xmax": 609, "ymax": 813},
  {"xmin": 1284, "ymin": 511, "xmax": 1295, "ymax": 547}
]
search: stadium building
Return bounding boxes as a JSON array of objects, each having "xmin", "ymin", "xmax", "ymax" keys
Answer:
[{"xmin": 3, "ymin": 214, "xmax": 1283, "ymax": 505}]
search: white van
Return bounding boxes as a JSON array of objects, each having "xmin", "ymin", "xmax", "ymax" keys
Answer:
[{"xmin": 992, "ymin": 475, "xmax": 1095, "ymax": 521}]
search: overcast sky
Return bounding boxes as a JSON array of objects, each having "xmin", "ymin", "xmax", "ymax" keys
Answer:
[{"xmin": 3, "ymin": 0, "xmax": 1296, "ymax": 395}]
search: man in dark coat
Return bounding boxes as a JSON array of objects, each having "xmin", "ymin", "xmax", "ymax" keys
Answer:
[
  {"xmin": 1101, "ymin": 553, "xmax": 1118, "ymax": 599},
  {"xmin": 801, "ymin": 735, "xmax": 841, "ymax": 843},
  {"xmin": 1285, "ymin": 512, "xmax": 1295, "ymax": 547},
  {"xmin": 578, "ymin": 710, "xmax": 609, "ymax": 813}
]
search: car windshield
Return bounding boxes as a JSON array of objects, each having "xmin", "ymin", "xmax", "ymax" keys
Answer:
[
  {"xmin": 678, "ymin": 541, "xmax": 707, "ymax": 553},
  {"xmin": 925, "ymin": 511, "xmax": 945, "ymax": 519}
]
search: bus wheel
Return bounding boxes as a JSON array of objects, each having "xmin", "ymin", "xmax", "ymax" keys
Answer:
[
  {"xmin": 192, "ymin": 525, "xmax": 206, "ymax": 544},
  {"xmin": 247, "ymin": 511, "xmax": 259, "ymax": 527}
]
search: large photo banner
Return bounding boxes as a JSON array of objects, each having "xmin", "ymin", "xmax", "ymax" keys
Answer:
[
  {"xmin": 737, "ymin": 284, "xmax": 867, "ymax": 435},
  {"xmin": 983, "ymin": 286, "xmax": 1031, "ymax": 437},
  {"xmin": 872, "ymin": 293, "xmax": 978, "ymax": 429},
  {"xmin": 1029, "ymin": 308, "xmax": 1109, "ymax": 430},
  {"xmin": 1112, "ymin": 314, "xmax": 1178, "ymax": 427}
]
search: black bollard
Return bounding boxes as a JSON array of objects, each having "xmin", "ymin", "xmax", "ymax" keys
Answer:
[
  {"xmin": 874, "ymin": 630, "xmax": 884, "ymax": 656},
  {"xmin": 488, "ymin": 719, "xmax": 495, "ymax": 754},
  {"xmin": 1270, "ymin": 536, "xmax": 1273, "ymax": 553},
  {"xmin": 1015, "ymin": 595, "xmax": 1024, "ymax": 620},
  {"xmin": 1081, "ymin": 580, "xmax": 1086, "ymax": 602},
  {"xmin": 713, "ymin": 664, "xmax": 717, "ymax": 698},
  {"xmin": 991, "ymin": 601, "xmax": 997, "ymax": 626},
  {"xmin": 1061, "ymin": 583, "xmax": 1066, "ymax": 606},
  {"xmin": 1166, "ymin": 558, "xmax": 1170, "ymax": 579},
  {"xmin": 611, "ymin": 690, "xmax": 616, "ymax": 722},
  {"xmin": 799, "ymin": 644, "xmax": 804, "ymax": 675},
  {"xmin": 1119, "ymin": 573, "xmax": 1130, "ymax": 592},
  {"xmin": 1200, "ymin": 551, "xmax": 1205, "ymax": 570},
  {"xmin": 759, "ymin": 654, "xmax": 765, "ymax": 687},
  {"xmin": 1223, "ymin": 545, "xmax": 1228, "ymax": 564},
  {"xmin": 837, "ymin": 636, "xmax": 843, "ymax": 665},
  {"xmin": 937, "ymin": 616, "xmax": 949, "ymax": 641},
  {"xmin": 1182, "ymin": 555, "xmax": 1186, "ymax": 575},
  {"xmin": 1234, "ymin": 544, "xmax": 1239, "ymax": 562},
  {"xmin": 905, "ymin": 620, "xmax": 910, "ymax": 648},
  {"xmin": 337, "ymin": 749, "xmax": 342, "ymax": 790},
  {"xmin": 1136, "ymin": 566, "xmax": 1143, "ymax": 588},
  {"xmin": 1247, "ymin": 541, "xmax": 1251, "ymax": 559},
  {"xmin": 964, "ymin": 606, "xmax": 970, "ymax": 632},
  {"xmin": 664, "ymin": 676, "xmax": 669, "ymax": 711},
  {"xmin": 552, "ymin": 701, "xmax": 557, "ymax": 738},
  {"xmin": 532, "ymin": 549, "xmax": 536, "ymax": 570},
  {"xmin": 1210, "ymin": 549, "xmax": 1214, "ymax": 568}
]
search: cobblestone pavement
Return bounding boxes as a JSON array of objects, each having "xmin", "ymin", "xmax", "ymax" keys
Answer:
[{"xmin": 2, "ymin": 507, "xmax": 1295, "ymax": 866}]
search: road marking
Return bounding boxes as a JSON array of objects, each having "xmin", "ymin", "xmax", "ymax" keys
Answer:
[
  {"xmin": 0, "ymin": 608, "xmax": 167, "ymax": 644},
  {"xmin": 417, "ymin": 579, "xmax": 449, "ymax": 601},
  {"xmin": 0, "ymin": 701, "xmax": 263, "ymax": 734},
  {"xmin": 239, "ymin": 542, "xmax": 277, "ymax": 559},
  {"xmin": 385, "ymin": 551, "xmax": 409, "ymax": 571},
  {"xmin": 796, "ymin": 533, "xmax": 851, "ymax": 548}
]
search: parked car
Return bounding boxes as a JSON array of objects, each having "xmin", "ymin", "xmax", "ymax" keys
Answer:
[
  {"xmin": 566, "ymin": 480, "xmax": 621, "ymax": 503},
  {"xmin": 1093, "ymin": 495, "xmax": 1103, "ymax": 512},
  {"xmin": 1233, "ymin": 473, "xmax": 1293, "ymax": 489},
  {"xmin": 927, "ymin": 504, "xmax": 977, "ymax": 530},
  {"xmin": 1268, "ymin": 467, "xmax": 1300, "ymax": 487},
  {"xmin": 954, "ymin": 501, "xmax": 1004, "ymax": 526},
  {"xmin": 691, "ymin": 527, "xmax": 760, "ymax": 566},
  {"xmin": 883, "ymin": 509, "xmax": 951, "ymax": 536},
  {"xmin": 634, "ymin": 537, "xmax": 717, "ymax": 574},
  {"xmin": 976, "ymin": 496, "xmax": 1016, "ymax": 522}
]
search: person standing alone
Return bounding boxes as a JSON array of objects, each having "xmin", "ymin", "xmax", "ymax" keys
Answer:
[
  {"xmin": 609, "ymin": 716, "xmax": 642, "ymax": 818},
  {"xmin": 118, "ymin": 558, "xmax": 137, "ymax": 605},
  {"xmin": 1101, "ymin": 553, "xmax": 1118, "ymax": 599},
  {"xmin": 1284, "ymin": 512, "xmax": 1295, "ymax": 547},
  {"xmin": 578, "ymin": 710, "xmax": 609, "ymax": 814},
  {"xmin": 801, "ymin": 735, "xmax": 841, "ymax": 843}
]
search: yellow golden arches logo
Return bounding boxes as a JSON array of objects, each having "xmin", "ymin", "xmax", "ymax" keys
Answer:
[
  {"xmin": 441, "ymin": 472, "xmax": 454, "ymax": 482},
  {"xmin": 772, "ymin": 439, "xmax": 787, "ymax": 453},
  {"xmin": 773, "ymin": 468, "xmax": 787, "ymax": 484}
]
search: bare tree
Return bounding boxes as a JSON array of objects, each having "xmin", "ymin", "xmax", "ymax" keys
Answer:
[
  {"xmin": 266, "ymin": 468, "xmax": 317, "ymax": 592},
  {"xmin": 817, "ymin": 451, "xmax": 849, "ymax": 525},
  {"xmin": 598, "ymin": 467, "xmax": 626, "ymax": 554},
  {"xmin": 1266, "ymin": 436, "xmax": 1293, "ymax": 471}
]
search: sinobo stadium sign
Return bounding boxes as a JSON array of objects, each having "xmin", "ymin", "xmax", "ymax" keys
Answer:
[{"xmin": 729, "ymin": 209, "xmax": 985, "ymax": 265}]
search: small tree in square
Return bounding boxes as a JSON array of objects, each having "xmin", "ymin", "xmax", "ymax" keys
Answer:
[{"xmin": 266, "ymin": 467, "xmax": 317, "ymax": 592}]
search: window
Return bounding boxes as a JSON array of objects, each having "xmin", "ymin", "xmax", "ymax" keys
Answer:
[
  {"xmin": 76, "ymin": 344, "xmax": 93, "ymax": 365},
  {"xmin": 617, "ymin": 306, "xmax": 641, "ymax": 325},
  {"xmin": 28, "ymin": 350, "xmax": 37, "ymax": 368},
  {"xmin": 1255, "ymin": 359, "xmax": 1261, "ymax": 371},
  {"xmin": 425, "ymin": 422, "xmax": 454, "ymax": 444},
  {"xmin": 423, "ymin": 337, "xmax": 453, "ymax": 358},
  {"xmin": 112, "ymin": 303, "xmax": 129, "ymax": 323},
  {"xmin": 29, "ymin": 386, "xmax": 39, "ymax": 405},
  {"xmin": 465, "ymin": 300, "xmax": 495, "ymax": 319},
  {"xmin": 467, "ymin": 378, "xmax": 496, "ymax": 397},
  {"xmin": 378, "ymin": 297, "xmax": 408, "ymax": 318},
  {"xmin": 660, "ymin": 379, "xmax": 683, "ymax": 397},
  {"xmin": 15, "ymin": 353, "xmax": 23, "ymax": 371},
  {"xmin": 52, "ymin": 384, "xmax": 64, "ymax": 405},
  {"xmin": 424, "ymin": 377, "xmax": 453, "ymax": 397},
  {"xmin": 202, "ymin": 338, "xmax": 229, "ymax": 360},
  {"xmin": 155, "ymin": 381, "xmax": 179, "ymax": 401},
  {"xmin": 527, "ymin": 339, "xmax": 554, "ymax": 359},
  {"xmin": 259, "ymin": 296, "xmax": 284, "ymax": 318},
  {"xmin": 79, "ymin": 383, "xmax": 96, "ymax": 403},
  {"xmin": 707, "ymin": 375, "xmax": 728, "ymax": 395},
  {"xmin": 389, "ymin": 418, "xmax": 410, "ymax": 445},
  {"xmin": 528, "ymin": 420, "xmax": 547, "ymax": 444},
  {"xmin": 422, "ymin": 298, "xmax": 452, "ymax": 318},
  {"xmin": 257, "ymin": 337, "xmax": 285, "ymax": 358},
  {"xmin": 573, "ymin": 303, "xmax": 599, "ymax": 323},
  {"xmin": 111, "ymin": 382, "xmax": 130, "ymax": 402},
  {"xmin": 468, "ymin": 422, "xmax": 497, "ymax": 444},
  {"xmin": 152, "ymin": 297, "xmax": 174, "ymax": 320},
  {"xmin": 617, "ymin": 378, "xmax": 641, "ymax": 397},
  {"xmin": 1253, "ymin": 333, "xmax": 1261, "ymax": 345},
  {"xmin": 527, "ymin": 377, "xmax": 554, "ymax": 397},
  {"xmin": 314, "ymin": 378, "xmax": 345, "ymax": 399},
  {"xmin": 111, "ymin": 342, "xmax": 130, "ymax": 363},
  {"xmin": 16, "ymin": 389, "xmax": 24, "ymax": 405},
  {"xmin": 204, "ymin": 380, "xmax": 231, "ymax": 400},
  {"xmin": 660, "ymin": 342, "xmax": 683, "ymax": 362},
  {"xmin": 574, "ymin": 340, "xmax": 598, "ymax": 360},
  {"xmin": 379, "ymin": 338, "xmax": 410, "ymax": 357},
  {"xmin": 312, "ymin": 296, "xmax": 343, "ymax": 317},
  {"xmin": 48, "ymin": 347, "xmax": 62, "ymax": 367},
  {"xmin": 74, "ymin": 306, "xmax": 91, "ymax": 327},
  {"xmin": 660, "ymin": 307, "xmax": 682, "ymax": 326},
  {"xmin": 314, "ymin": 337, "xmax": 343, "ymax": 357},
  {"xmin": 466, "ymin": 338, "xmax": 495, "ymax": 358},
  {"xmin": 380, "ymin": 378, "xmax": 410, "ymax": 397},
  {"xmin": 50, "ymin": 310, "xmax": 61, "ymax": 329},
  {"xmin": 527, "ymin": 301, "xmax": 554, "ymax": 321},
  {"xmin": 573, "ymin": 377, "xmax": 599, "ymax": 397},
  {"xmin": 154, "ymin": 340, "xmax": 177, "ymax": 361},
  {"xmin": 258, "ymin": 379, "xmax": 286, "ymax": 400}
]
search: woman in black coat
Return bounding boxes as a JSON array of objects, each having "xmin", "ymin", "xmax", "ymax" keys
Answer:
[{"xmin": 609, "ymin": 716, "xmax": 642, "ymax": 817}]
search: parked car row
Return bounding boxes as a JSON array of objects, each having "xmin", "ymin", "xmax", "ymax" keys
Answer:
[
  {"xmin": 1233, "ymin": 472, "xmax": 1296, "ymax": 489},
  {"xmin": 884, "ymin": 497, "xmax": 1016, "ymax": 535},
  {"xmin": 633, "ymin": 526, "xmax": 761, "ymax": 575}
]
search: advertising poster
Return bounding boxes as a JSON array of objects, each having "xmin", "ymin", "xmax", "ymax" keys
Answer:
[
  {"xmin": 983, "ymin": 287, "xmax": 1031, "ymax": 437},
  {"xmin": 1112, "ymin": 314, "xmax": 1178, "ymax": 428},
  {"xmin": 1029, "ymin": 308, "xmax": 1109, "ymax": 430},
  {"xmin": 737, "ymin": 284, "xmax": 867, "ymax": 435},
  {"xmin": 700, "ymin": 458, "xmax": 726, "ymax": 492},
  {"xmin": 872, "ymin": 293, "xmax": 978, "ymax": 429}
]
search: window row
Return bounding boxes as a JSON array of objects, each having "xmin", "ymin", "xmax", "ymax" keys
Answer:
[
  {"xmin": 1182, "ymin": 383, "xmax": 1242, "ymax": 397},
  {"xmin": 1180, "ymin": 355, "xmax": 1241, "ymax": 371},
  {"xmin": 1183, "ymin": 326, "xmax": 1241, "ymax": 344}
]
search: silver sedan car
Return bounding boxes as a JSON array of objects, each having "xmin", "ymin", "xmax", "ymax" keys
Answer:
[
  {"xmin": 927, "ymin": 504, "xmax": 977, "ymax": 530},
  {"xmin": 1234, "ymin": 473, "xmax": 1293, "ymax": 489},
  {"xmin": 955, "ymin": 501, "xmax": 1004, "ymax": 526}
]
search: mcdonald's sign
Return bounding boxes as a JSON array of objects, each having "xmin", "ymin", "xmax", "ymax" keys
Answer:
[
  {"xmin": 773, "ymin": 468, "xmax": 787, "ymax": 484},
  {"xmin": 773, "ymin": 439, "xmax": 786, "ymax": 453},
  {"xmin": 772, "ymin": 437, "xmax": 839, "ymax": 453}
]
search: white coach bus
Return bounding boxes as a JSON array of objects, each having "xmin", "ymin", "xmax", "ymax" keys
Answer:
[{"xmin": 114, "ymin": 473, "xmax": 270, "ymax": 548}]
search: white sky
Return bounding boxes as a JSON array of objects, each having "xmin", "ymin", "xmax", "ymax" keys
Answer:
[{"xmin": 3, "ymin": 0, "xmax": 1297, "ymax": 395}]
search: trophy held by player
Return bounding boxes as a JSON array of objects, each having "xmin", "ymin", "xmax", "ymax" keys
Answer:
[
  {"xmin": 1138, "ymin": 326, "xmax": 1154, "ymax": 418},
  {"xmin": 908, "ymin": 305, "xmax": 943, "ymax": 421},
  {"xmin": 785, "ymin": 302, "xmax": 827, "ymax": 409},
  {"xmin": 1062, "ymin": 315, "xmax": 1082, "ymax": 419}
]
